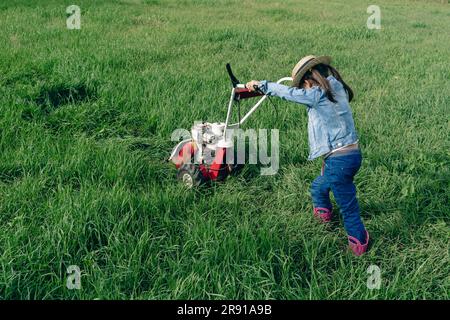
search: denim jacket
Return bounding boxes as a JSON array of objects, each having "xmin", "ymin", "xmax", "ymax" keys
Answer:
[{"xmin": 258, "ymin": 76, "xmax": 358, "ymax": 160}]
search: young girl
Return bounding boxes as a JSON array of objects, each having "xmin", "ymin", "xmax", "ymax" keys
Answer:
[{"xmin": 246, "ymin": 55, "xmax": 369, "ymax": 256}]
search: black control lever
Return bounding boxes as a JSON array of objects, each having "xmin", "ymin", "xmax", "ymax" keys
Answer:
[{"xmin": 226, "ymin": 63, "xmax": 240, "ymax": 88}]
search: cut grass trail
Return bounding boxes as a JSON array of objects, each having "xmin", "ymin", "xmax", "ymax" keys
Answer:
[{"xmin": 0, "ymin": 0, "xmax": 449, "ymax": 299}]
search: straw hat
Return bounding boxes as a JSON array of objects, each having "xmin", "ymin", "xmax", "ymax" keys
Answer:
[{"xmin": 291, "ymin": 55, "xmax": 332, "ymax": 87}]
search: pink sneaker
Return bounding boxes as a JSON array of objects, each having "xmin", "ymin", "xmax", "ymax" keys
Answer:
[
  {"xmin": 313, "ymin": 207, "xmax": 332, "ymax": 223},
  {"xmin": 348, "ymin": 230, "xmax": 370, "ymax": 256}
]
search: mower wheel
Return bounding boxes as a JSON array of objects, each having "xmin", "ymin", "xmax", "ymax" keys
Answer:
[{"xmin": 177, "ymin": 164, "xmax": 206, "ymax": 188}]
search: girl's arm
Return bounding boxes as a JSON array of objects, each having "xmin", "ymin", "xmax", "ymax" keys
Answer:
[{"xmin": 255, "ymin": 80, "xmax": 321, "ymax": 107}]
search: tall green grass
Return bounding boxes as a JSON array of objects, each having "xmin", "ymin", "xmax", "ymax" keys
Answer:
[{"xmin": 0, "ymin": 0, "xmax": 449, "ymax": 299}]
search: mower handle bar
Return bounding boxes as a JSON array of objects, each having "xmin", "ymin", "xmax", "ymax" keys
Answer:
[
  {"xmin": 223, "ymin": 76, "xmax": 293, "ymax": 138},
  {"xmin": 237, "ymin": 77, "xmax": 292, "ymax": 125}
]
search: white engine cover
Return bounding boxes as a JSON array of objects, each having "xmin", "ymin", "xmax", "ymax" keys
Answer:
[{"xmin": 191, "ymin": 122, "xmax": 233, "ymax": 161}]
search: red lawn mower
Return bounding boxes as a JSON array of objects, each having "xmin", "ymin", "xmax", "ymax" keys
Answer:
[{"xmin": 168, "ymin": 64, "xmax": 292, "ymax": 188}]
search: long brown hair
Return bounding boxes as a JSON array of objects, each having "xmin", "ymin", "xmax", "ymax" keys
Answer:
[{"xmin": 299, "ymin": 63, "xmax": 354, "ymax": 103}]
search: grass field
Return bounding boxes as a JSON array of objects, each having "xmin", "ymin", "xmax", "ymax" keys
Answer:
[{"xmin": 0, "ymin": 0, "xmax": 449, "ymax": 299}]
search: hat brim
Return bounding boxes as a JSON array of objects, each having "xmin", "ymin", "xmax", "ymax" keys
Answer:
[{"xmin": 292, "ymin": 56, "xmax": 332, "ymax": 87}]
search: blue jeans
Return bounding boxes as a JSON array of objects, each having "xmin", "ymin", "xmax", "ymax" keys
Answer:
[{"xmin": 310, "ymin": 149, "xmax": 366, "ymax": 242}]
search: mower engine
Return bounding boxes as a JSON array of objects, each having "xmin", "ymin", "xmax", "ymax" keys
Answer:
[
  {"xmin": 169, "ymin": 121, "xmax": 236, "ymax": 188},
  {"xmin": 192, "ymin": 122, "xmax": 226, "ymax": 151}
]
